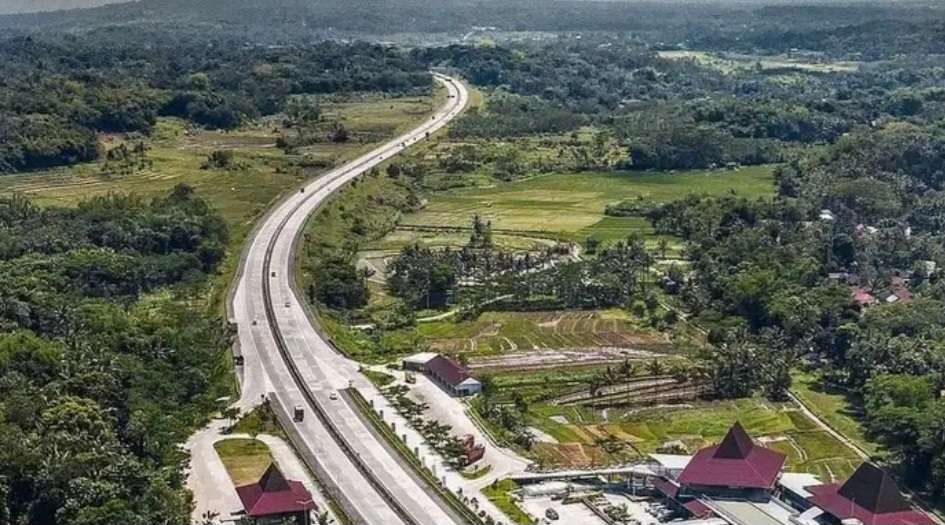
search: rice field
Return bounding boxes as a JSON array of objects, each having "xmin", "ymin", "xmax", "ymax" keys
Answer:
[
  {"xmin": 396, "ymin": 166, "xmax": 775, "ymax": 243},
  {"xmin": 658, "ymin": 50, "xmax": 860, "ymax": 74},
  {"xmin": 417, "ymin": 309, "xmax": 673, "ymax": 357},
  {"xmin": 522, "ymin": 397, "xmax": 862, "ymax": 480},
  {"xmin": 0, "ymin": 94, "xmax": 438, "ymax": 242}
]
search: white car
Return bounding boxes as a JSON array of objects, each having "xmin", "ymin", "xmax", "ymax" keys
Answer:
[{"xmin": 329, "ymin": 392, "xmax": 339, "ymax": 400}]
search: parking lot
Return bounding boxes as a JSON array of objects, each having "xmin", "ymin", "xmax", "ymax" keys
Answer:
[
  {"xmin": 516, "ymin": 483, "xmax": 673, "ymax": 525},
  {"xmin": 519, "ymin": 496, "xmax": 606, "ymax": 525}
]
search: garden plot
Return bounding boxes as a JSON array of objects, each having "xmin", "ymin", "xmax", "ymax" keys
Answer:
[
  {"xmin": 521, "ymin": 397, "xmax": 862, "ymax": 477},
  {"xmin": 420, "ymin": 310, "xmax": 674, "ymax": 358},
  {"xmin": 470, "ymin": 347, "xmax": 664, "ymax": 373},
  {"xmin": 400, "ymin": 167, "xmax": 775, "ymax": 242}
]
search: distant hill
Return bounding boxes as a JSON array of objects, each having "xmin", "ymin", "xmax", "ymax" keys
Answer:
[
  {"xmin": 0, "ymin": 0, "xmax": 941, "ymax": 59},
  {"xmin": 0, "ymin": 0, "xmax": 131, "ymax": 15}
]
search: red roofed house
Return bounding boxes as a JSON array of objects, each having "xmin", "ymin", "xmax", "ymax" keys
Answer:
[
  {"xmin": 807, "ymin": 462, "xmax": 935, "ymax": 525},
  {"xmin": 852, "ymin": 287, "xmax": 878, "ymax": 307},
  {"xmin": 236, "ymin": 463, "xmax": 315, "ymax": 525},
  {"xmin": 677, "ymin": 422, "xmax": 787, "ymax": 500},
  {"xmin": 425, "ymin": 354, "xmax": 482, "ymax": 396}
]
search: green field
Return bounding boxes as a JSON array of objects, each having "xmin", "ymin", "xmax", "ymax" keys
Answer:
[
  {"xmin": 482, "ymin": 479, "xmax": 535, "ymax": 525},
  {"xmin": 214, "ymin": 439, "xmax": 275, "ymax": 486},
  {"xmin": 396, "ymin": 166, "xmax": 775, "ymax": 243},
  {"xmin": 519, "ymin": 397, "xmax": 862, "ymax": 481},
  {"xmin": 791, "ymin": 371, "xmax": 880, "ymax": 456},
  {"xmin": 0, "ymin": 94, "xmax": 436, "ymax": 240},
  {"xmin": 417, "ymin": 309, "xmax": 673, "ymax": 357},
  {"xmin": 658, "ymin": 50, "xmax": 860, "ymax": 74}
]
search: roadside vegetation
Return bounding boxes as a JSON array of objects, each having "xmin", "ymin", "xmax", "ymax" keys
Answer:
[
  {"xmin": 0, "ymin": 187, "xmax": 230, "ymax": 524},
  {"xmin": 214, "ymin": 439, "xmax": 274, "ymax": 486},
  {"xmin": 482, "ymin": 479, "xmax": 534, "ymax": 525}
]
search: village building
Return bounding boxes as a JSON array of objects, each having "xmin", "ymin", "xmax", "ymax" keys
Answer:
[
  {"xmin": 852, "ymin": 287, "xmax": 878, "ymax": 307},
  {"xmin": 676, "ymin": 422, "xmax": 787, "ymax": 500},
  {"xmin": 401, "ymin": 352, "xmax": 482, "ymax": 396},
  {"xmin": 235, "ymin": 463, "xmax": 315, "ymax": 525},
  {"xmin": 646, "ymin": 423, "xmax": 935, "ymax": 525},
  {"xmin": 807, "ymin": 463, "xmax": 936, "ymax": 525}
]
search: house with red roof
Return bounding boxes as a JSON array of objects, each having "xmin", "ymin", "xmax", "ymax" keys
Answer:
[
  {"xmin": 806, "ymin": 463, "xmax": 935, "ymax": 525},
  {"xmin": 235, "ymin": 463, "xmax": 315, "ymax": 525},
  {"xmin": 424, "ymin": 354, "xmax": 482, "ymax": 396},
  {"xmin": 677, "ymin": 421, "xmax": 787, "ymax": 500},
  {"xmin": 852, "ymin": 287, "xmax": 878, "ymax": 307},
  {"xmin": 645, "ymin": 424, "xmax": 935, "ymax": 525}
]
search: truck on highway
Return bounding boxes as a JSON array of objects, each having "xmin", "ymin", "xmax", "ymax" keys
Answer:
[{"xmin": 293, "ymin": 405, "xmax": 304, "ymax": 422}]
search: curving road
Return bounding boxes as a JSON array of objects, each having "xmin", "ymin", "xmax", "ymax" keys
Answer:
[{"xmin": 226, "ymin": 74, "xmax": 470, "ymax": 525}]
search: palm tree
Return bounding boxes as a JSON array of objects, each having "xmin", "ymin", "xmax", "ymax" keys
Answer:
[
  {"xmin": 646, "ymin": 359, "xmax": 665, "ymax": 377},
  {"xmin": 657, "ymin": 238, "xmax": 670, "ymax": 260}
]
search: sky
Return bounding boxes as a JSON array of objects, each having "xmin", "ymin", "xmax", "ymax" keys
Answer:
[{"xmin": 0, "ymin": 0, "xmax": 130, "ymax": 15}]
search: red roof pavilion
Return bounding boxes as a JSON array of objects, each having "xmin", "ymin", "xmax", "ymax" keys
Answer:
[
  {"xmin": 426, "ymin": 355, "xmax": 473, "ymax": 387},
  {"xmin": 807, "ymin": 463, "xmax": 935, "ymax": 525},
  {"xmin": 236, "ymin": 463, "xmax": 315, "ymax": 518},
  {"xmin": 677, "ymin": 422, "xmax": 787, "ymax": 490}
]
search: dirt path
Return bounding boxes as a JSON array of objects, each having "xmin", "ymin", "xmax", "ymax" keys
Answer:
[
  {"xmin": 787, "ymin": 391, "xmax": 945, "ymax": 524},
  {"xmin": 786, "ymin": 391, "xmax": 869, "ymax": 460}
]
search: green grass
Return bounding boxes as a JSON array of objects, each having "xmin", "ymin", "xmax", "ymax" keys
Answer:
[
  {"xmin": 482, "ymin": 479, "xmax": 535, "ymax": 525},
  {"xmin": 461, "ymin": 464, "xmax": 493, "ymax": 480},
  {"xmin": 401, "ymin": 166, "xmax": 775, "ymax": 241},
  {"xmin": 791, "ymin": 371, "xmax": 880, "ymax": 456},
  {"xmin": 230, "ymin": 403, "xmax": 286, "ymax": 440},
  {"xmin": 414, "ymin": 309, "xmax": 673, "ymax": 357},
  {"xmin": 361, "ymin": 369, "xmax": 396, "ymax": 388},
  {"xmin": 214, "ymin": 438, "xmax": 274, "ymax": 486},
  {"xmin": 511, "ymin": 396, "xmax": 861, "ymax": 479}
]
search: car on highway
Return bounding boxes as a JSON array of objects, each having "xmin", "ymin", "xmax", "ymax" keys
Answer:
[{"xmin": 329, "ymin": 392, "xmax": 338, "ymax": 400}]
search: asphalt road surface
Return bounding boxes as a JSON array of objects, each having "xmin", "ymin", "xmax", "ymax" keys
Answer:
[{"xmin": 228, "ymin": 74, "xmax": 470, "ymax": 525}]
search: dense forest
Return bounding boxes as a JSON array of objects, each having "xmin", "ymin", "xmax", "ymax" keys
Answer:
[
  {"xmin": 0, "ymin": 33, "xmax": 430, "ymax": 173},
  {"xmin": 3, "ymin": 0, "xmax": 945, "ymax": 60},
  {"xmin": 0, "ymin": 185, "xmax": 230, "ymax": 524},
  {"xmin": 419, "ymin": 38, "xmax": 945, "ymax": 170}
]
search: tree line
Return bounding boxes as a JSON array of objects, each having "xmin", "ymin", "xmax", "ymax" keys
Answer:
[
  {"xmin": 421, "ymin": 37, "xmax": 945, "ymax": 171},
  {"xmin": 0, "ymin": 33, "xmax": 431, "ymax": 173}
]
